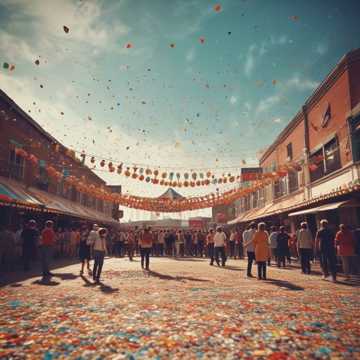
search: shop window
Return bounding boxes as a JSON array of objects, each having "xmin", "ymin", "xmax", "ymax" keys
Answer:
[
  {"xmin": 274, "ymin": 177, "xmax": 287, "ymax": 199},
  {"xmin": 252, "ymin": 190, "xmax": 259, "ymax": 208},
  {"xmin": 350, "ymin": 115, "xmax": 360, "ymax": 161},
  {"xmin": 37, "ymin": 160, "xmax": 49, "ymax": 191},
  {"xmin": 288, "ymin": 170, "xmax": 299, "ymax": 193},
  {"xmin": 244, "ymin": 194, "xmax": 251, "ymax": 211},
  {"xmin": 309, "ymin": 137, "xmax": 340, "ymax": 182},
  {"xmin": 9, "ymin": 149, "xmax": 25, "ymax": 180},
  {"xmin": 286, "ymin": 143, "xmax": 293, "ymax": 161}
]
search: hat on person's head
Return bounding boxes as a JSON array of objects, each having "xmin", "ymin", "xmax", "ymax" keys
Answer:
[
  {"xmin": 320, "ymin": 219, "xmax": 328, "ymax": 226},
  {"xmin": 45, "ymin": 220, "xmax": 54, "ymax": 227},
  {"xmin": 28, "ymin": 219, "xmax": 36, "ymax": 228},
  {"xmin": 93, "ymin": 223, "xmax": 99, "ymax": 229},
  {"xmin": 98, "ymin": 227, "xmax": 107, "ymax": 236}
]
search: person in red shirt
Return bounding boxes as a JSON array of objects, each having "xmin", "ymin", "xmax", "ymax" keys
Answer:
[
  {"xmin": 40, "ymin": 220, "xmax": 56, "ymax": 277},
  {"xmin": 335, "ymin": 224, "xmax": 355, "ymax": 279}
]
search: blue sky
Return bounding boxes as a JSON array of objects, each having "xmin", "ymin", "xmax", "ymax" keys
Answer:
[{"xmin": 1, "ymin": 0, "xmax": 360, "ymax": 219}]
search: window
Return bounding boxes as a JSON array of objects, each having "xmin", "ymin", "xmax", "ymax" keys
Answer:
[
  {"xmin": 324, "ymin": 137, "xmax": 341, "ymax": 173},
  {"xmin": 37, "ymin": 160, "xmax": 49, "ymax": 191},
  {"xmin": 273, "ymin": 176, "xmax": 287, "ymax": 199},
  {"xmin": 252, "ymin": 190, "xmax": 259, "ymax": 208},
  {"xmin": 9, "ymin": 149, "xmax": 25, "ymax": 180},
  {"xmin": 288, "ymin": 170, "xmax": 299, "ymax": 193},
  {"xmin": 350, "ymin": 115, "xmax": 360, "ymax": 161},
  {"xmin": 286, "ymin": 143, "xmax": 293, "ymax": 161},
  {"xmin": 244, "ymin": 194, "xmax": 251, "ymax": 211},
  {"xmin": 309, "ymin": 137, "xmax": 341, "ymax": 182}
]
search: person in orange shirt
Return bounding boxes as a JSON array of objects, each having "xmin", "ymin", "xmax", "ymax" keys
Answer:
[
  {"xmin": 253, "ymin": 222, "xmax": 270, "ymax": 280},
  {"xmin": 139, "ymin": 227, "xmax": 153, "ymax": 270},
  {"xmin": 40, "ymin": 220, "xmax": 56, "ymax": 278},
  {"xmin": 335, "ymin": 224, "xmax": 355, "ymax": 279}
]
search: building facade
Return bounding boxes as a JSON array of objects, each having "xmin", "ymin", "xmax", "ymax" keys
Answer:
[
  {"xmin": 229, "ymin": 49, "xmax": 360, "ymax": 234},
  {"xmin": 0, "ymin": 89, "xmax": 120, "ymax": 227}
]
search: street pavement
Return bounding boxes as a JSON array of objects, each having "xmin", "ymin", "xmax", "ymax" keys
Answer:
[{"xmin": 1, "ymin": 256, "xmax": 359, "ymax": 359}]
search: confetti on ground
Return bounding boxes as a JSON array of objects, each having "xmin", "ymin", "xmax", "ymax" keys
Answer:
[{"xmin": 0, "ymin": 258, "xmax": 359, "ymax": 359}]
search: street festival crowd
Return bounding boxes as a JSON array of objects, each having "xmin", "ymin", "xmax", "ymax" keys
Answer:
[{"xmin": 0, "ymin": 220, "xmax": 360, "ymax": 284}]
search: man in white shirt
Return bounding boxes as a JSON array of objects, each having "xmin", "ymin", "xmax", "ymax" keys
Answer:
[
  {"xmin": 214, "ymin": 226, "xmax": 227, "ymax": 266},
  {"xmin": 243, "ymin": 222, "xmax": 257, "ymax": 277},
  {"xmin": 268, "ymin": 226, "xmax": 279, "ymax": 266}
]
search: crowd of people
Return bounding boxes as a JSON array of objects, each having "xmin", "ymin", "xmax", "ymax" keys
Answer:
[{"xmin": 0, "ymin": 218, "xmax": 359, "ymax": 283}]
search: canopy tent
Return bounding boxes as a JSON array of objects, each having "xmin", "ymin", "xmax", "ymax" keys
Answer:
[{"xmin": 158, "ymin": 188, "xmax": 185, "ymax": 200}]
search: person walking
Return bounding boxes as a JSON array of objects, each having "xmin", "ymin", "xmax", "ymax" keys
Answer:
[
  {"xmin": 21, "ymin": 220, "xmax": 39, "ymax": 271},
  {"xmin": 243, "ymin": 222, "xmax": 257, "ymax": 277},
  {"xmin": 315, "ymin": 219, "xmax": 337, "ymax": 282},
  {"xmin": 92, "ymin": 228, "xmax": 108, "ymax": 284},
  {"xmin": 126, "ymin": 230, "xmax": 135, "ymax": 261},
  {"xmin": 253, "ymin": 222, "xmax": 270, "ymax": 280},
  {"xmin": 277, "ymin": 226, "xmax": 290, "ymax": 268},
  {"xmin": 176, "ymin": 230, "xmax": 185, "ymax": 257},
  {"xmin": 297, "ymin": 222, "xmax": 314, "ymax": 274},
  {"xmin": 139, "ymin": 227, "xmax": 153, "ymax": 270},
  {"xmin": 229, "ymin": 229, "xmax": 236, "ymax": 258},
  {"xmin": 40, "ymin": 220, "xmax": 56, "ymax": 277},
  {"xmin": 335, "ymin": 224, "xmax": 355, "ymax": 279},
  {"xmin": 268, "ymin": 226, "xmax": 279, "ymax": 266},
  {"xmin": 206, "ymin": 229, "xmax": 215, "ymax": 265},
  {"xmin": 158, "ymin": 230, "xmax": 165, "ymax": 256},
  {"xmin": 214, "ymin": 226, "xmax": 227, "ymax": 266},
  {"xmin": 79, "ymin": 225, "xmax": 91, "ymax": 276}
]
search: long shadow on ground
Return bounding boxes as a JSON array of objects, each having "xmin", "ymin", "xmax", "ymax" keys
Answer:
[
  {"xmin": 266, "ymin": 278, "xmax": 304, "ymax": 291},
  {"xmin": 147, "ymin": 270, "xmax": 211, "ymax": 283}
]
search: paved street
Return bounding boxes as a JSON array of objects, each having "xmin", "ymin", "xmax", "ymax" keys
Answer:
[{"xmin": 1, "ymin": 257, "xmax": 359, "ymax": 359}]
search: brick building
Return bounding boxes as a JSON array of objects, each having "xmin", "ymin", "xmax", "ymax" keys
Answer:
[
  {"xmin": 0, "ymin": 89, "xmax": 120, "ymax": 228},
  {"xmin": 229, "ymin": 48, "xmax": 360, "ymax": 234}
]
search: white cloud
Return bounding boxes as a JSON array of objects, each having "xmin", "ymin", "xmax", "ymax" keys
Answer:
[
  {"xmin": 0, "ymin": 31, "xmax": 38, "ymax": 63},
  {"xmin": 255, "ymin": 95, "xmax": 282, "ymax": 114},
  {"xmin": 229, "ymin": 96, "xmax": 237, "ymax": 105},
  {"xmin": 315, "ymin": 43, "xmax": 328, "ymax": 55},
  {"xmin": 186, "ymin": 48, "xmax": 196, "ymax": 62},
  {"xmin": 271, "ymin": 35, "xmax": 288, "ymax": 45},
  {"xmin": 244, "ymin": 44, "xmax": 256, "ymax": 77},
  {"xmin": 287, "ymin": 75, "xmax": 319, "ymax": 91},
  {"xmin": 1, "ymin": 0, "xmax": 130, "ymax": 50}
]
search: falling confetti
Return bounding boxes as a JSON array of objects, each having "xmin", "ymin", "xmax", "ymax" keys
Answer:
[
  {"xmin": 125, "ymin": 43, "xmax": 133, "ymax": 49},
  {"xmin": 199, "ymin": 37, "xmax": 205, "ymax": 44},
  {"xmin": 213, "ymin": 4, "xmax": 222, "ymax": 12},
  {"xmin": 3, "ymin": 62, "xmax": 9, "ymax": 69},
  {"xmin": 272, "ymin": 79, "xmax": 277, "ymax": 85},
  {"xmin": 9, "ymin": 64, "xmax": 15, "ymax": 71},
  {"xmin": 35, "ymin": 59, "xmax": 40, "ymax": 66},
  {"xmin": 63, "ymin": 25, "xmax": 70, "ymax": 33},
  {"xmin": 40, "ymin": 84, "xmax": 44, "ymax": 88},
  {"xmin": 290, "ymin": 15, "xmax": 299, "ymax": 21},
  {"xmin": 170, "ymin": 43, "xmax": 176, "ymax": 48}
]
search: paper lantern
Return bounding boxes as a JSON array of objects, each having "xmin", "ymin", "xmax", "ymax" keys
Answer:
[
  {"xmin": 132, "ymin": 173, "xmax": 138, "ymax": 179},
  {"xmin": 100, "ymin": 160, "xmax": 105, "ymax": 167},
  {"xmin": 90, "ymin": 156, "xmax": 95, "ymax": 163},
  {"xmin": 190, "ymin": 181, "xmax": 195, "ymax": 187},
  {"xmin": 184, "ymin": 181, "xmax": 189, "ymax": 187},
  {"xmin": 145, "ymin": 168, "xmax": 152, "ymax": 175},
  {"xmin": 125, "ymin": 169, "xmax": 131, "ymax": 177},
  {"xmin": 161, "ymin": 172, "xmax": 167, "ymax": 179},
  {"xmin": 146, "ymin": 177, "xmax": 151, "ymax": 182},
  {"xmin": 154, "ymin": 169, "xmax": 159, "ymax": 177},
  {"xmin": 139, "ymin": 175, "xmax": 145, "ymax": 181},
  {"xmin": 184, "ymin": 173, "xmax": 189, "ymax": 179},
  {"xmin": 206, "ymin": 171, "xmax": 211, "ymax": 178},
  {"xmin": 192, "ymin": 173, "xmax": 197, "ymax": 180}
]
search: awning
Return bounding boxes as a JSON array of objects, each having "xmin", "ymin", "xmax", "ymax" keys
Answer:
[
  {"xmin": 288, "ymin": 200, "xmax": 358, "ymax": 217},
  {"xmin": 28, "ymin": 186, "xmax": 118, "ymax": 224},
  {"xmin": 0, "ymin": 178, "xmax": 44, "ymax": 208}
]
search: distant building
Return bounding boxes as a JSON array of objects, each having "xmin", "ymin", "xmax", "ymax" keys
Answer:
[
  {"xmin": 229, "ymin": 49, "xmax": 360, "ymax": 233},
  {"xmin": 0, "ymin": 89, "xmax": 120, "ymax": 227}
]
